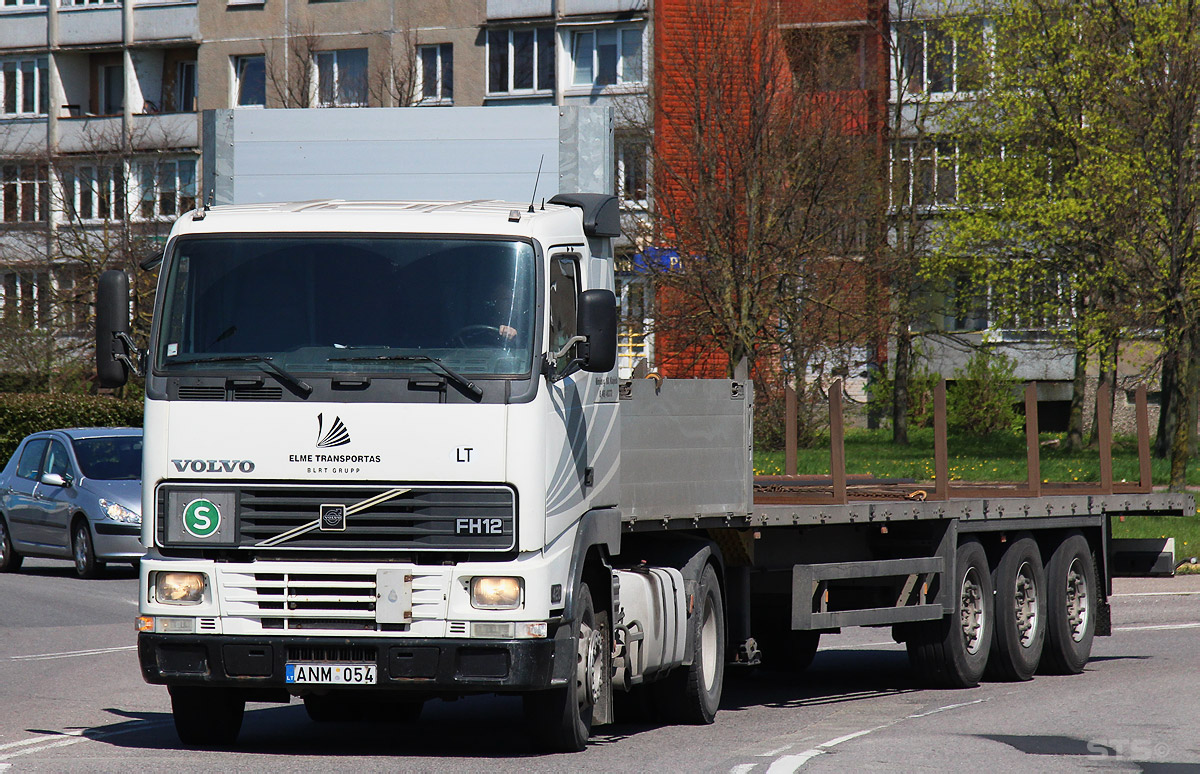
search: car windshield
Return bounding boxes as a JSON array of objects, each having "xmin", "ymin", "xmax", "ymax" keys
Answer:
[
  {"xmin": 156, "ymin": 236, "xmax": 537, "ymax": 377},
  {"xmin": 72, "ymin": 436, "xmax": 143, "ymax": 480}
]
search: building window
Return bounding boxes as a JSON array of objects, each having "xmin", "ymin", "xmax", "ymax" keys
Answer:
[
  {"xmin": 100, "ymin": 64, "xmax": 124, "ymax": 115},
  {"xmin": 59, "ymin": 0, "xmax": 120, "ymax": 6},
  {"xmin": 487, "ymin": 27, "xmax": 554, "ymax": 95},
  {"xmin": 316, "ymin": 49, "xmax": 368, "ymax": 107},
  {"xmin": 895, "ymin": 18, "xmax": 987, "ymax": 96},
  {"xmin": 891, "ymin": 140, "xmax": 958, "ymax": 209},
  {"xmin": 616, "ymin": 134, "xmax": 648, "ymax": 208},
  {"xmin": 2, "ymin": 0, "xmax": 47, "ymax": 7},
  {"xmin": 1, "ymin": 164, "xmax": 48, "ymax": 223},
  {"xmin": 176, "ymin": 61, "xmax": 197, "ymax": 112},
  {"xmin": 62, "ymin": 164, "xmax": 125, "ymax": 222},
  {"xmin": 139, "ymin": 158, "xmax": 197, "ymax": 219},
  {"xmin": 1, "ymin": 58, "xmax": 49, "ymax": 117},
  {"xmin": 418, "ymin": 44, "xmax": 453, "ymax": 104},
  {"xmin": 234, "ymin": 55, "xmax": 266, "ymax": 107},
  {"xmin": 571, "ymin": 26, "xmax": 644, "ymax": 88}
]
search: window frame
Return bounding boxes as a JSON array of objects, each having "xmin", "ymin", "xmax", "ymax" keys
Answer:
[
  {"xmin": 486, "ymin": 27, "xmax": 555, "ymax": 97},
  {"xmin": 2, "ymin": 162, "xmax": 49, "ymax": 224},
  {"xmin": 233, "ymin": 54, "xmax": 266, "ymax": 107},
  {"xmin": 137, "ymin": 157, "xmax": 198, "ymax": 221},
  {"xmin": 0, "ymin": 57, "xmax": 49, "ymax": 118},
  {"xmin": 315, "ymin": 48, "xmax": 369, "ymax": 108},
  {"xmin": 417, "ymin": 43, "xmax": 453, "ymax": 105},
  {"xmin": 568, "ymin": 24, "xmax": 645, "ymax": 92}
]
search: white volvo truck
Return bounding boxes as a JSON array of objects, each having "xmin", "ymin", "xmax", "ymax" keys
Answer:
[{"xmin": 95, "ymin": 107, "xmax": 1193, "ymax": 752}]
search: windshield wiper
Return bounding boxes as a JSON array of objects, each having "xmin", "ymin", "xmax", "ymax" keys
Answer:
[
  {"xmin": 168, "ymin": 355, "xmax": 313, "ymax": 397},
  {"xmin": 328, "ymin": 355, "xmax": 483, "ymax": 400}
]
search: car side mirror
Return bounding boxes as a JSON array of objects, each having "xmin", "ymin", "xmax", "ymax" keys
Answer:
[
  {"xmin": 577, "ymin": 289, "xmax": 617, "ymax": 374},
  {"xmin": 40, "ymin": 472, "xmax": 71, "ymax": 488}
]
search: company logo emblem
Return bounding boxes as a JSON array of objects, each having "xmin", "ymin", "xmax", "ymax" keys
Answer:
[
  {"xmin": 316, "ymin": 413, "xmax": 351, "ymax": 448},
  {"xmin": 182, "ymin": 498, "xmax": 221, "ymax": 538},
  {"xmin": 319, "ymin": 504, "xmax": 346, "ymax": 531}
]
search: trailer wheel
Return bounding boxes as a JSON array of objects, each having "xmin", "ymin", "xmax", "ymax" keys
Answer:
[
  {"xmin": 524, "ymin": 581, "xmax": 604, "ymax": 752},
  {"xmin": 654, "ymin": 563, "xmax": 725, "ymax": 724},
  {"xmin": 169, "ymin": 686, "xmax": 245, "ymax": 747},
  {"xmin": 756, "ymin": 626, "xmax": 820, "ymax": 673},
  {"xmin": 1039, "ymin": 533, "xmax": 1097, "ymax": 675},
  {"xmin": 986, "ymin": 535, "xmax": 1046, "ymax": 681},
  {"xmin": 907, "ymin": 539, "xmax": 993, "ymax": 688}
]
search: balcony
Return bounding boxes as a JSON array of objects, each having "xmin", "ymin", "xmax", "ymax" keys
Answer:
[
  {"xmin": 0, "ymin": 13, "xmax": 49, "ymax": 50},
  {"xmin": 561, "ymin": 0, "xmax": 646, "ymax": 15},
  {"xmin": 0, "ymin": 119, "xmax": 48, "ymax": 156},
  {"xmin": 132, "ymin": 0, "xmax": 198, "ymax": 43},
  {"xmin": 54, "ymin": 112, "xmax": 197, "ymax": 153},
  {"xmin": 57, "ymin": 3, "xmax": 122, "ymax": 47},
  {"xmin": 486, "ymin": 0, "xmax": 551, "ymax": 20}
]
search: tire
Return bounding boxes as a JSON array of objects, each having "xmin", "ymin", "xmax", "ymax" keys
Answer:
[
  {"xmin": 0, "ymin": 516, "xmax": 23, "ymax": 573},
  {"xmin": 907, "ymin": 539, "xmax": 993, "ymax": 688},
  {"xmin": 524, "ymin": 581, "xmax": 606, "ymax": 752},
  {"xmin": 986, "ymin": 536, "xmax": 1046, "ymax": 681},
  {"xmin": 169, "ymin": 686, "xmax": 245, "ymax": 747},
  {"xmin": 1039, "ymin": 533, "xmax": 1097, "ymax": 675},
  {"xmin": 754, "ymin": 617, "xmax": 820, "ymax": 674},
  {"xmin": 653, "ymin": 563, "xmax": 725, "ymax": 724},
  {"xmin": 72, "ymin": 520, "xmax": 104, "ymax": 579}
]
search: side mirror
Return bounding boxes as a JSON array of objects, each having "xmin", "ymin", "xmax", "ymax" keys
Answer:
[
  {"xmin": 96, "ymin": 270, "xmax": 131, "ymax": 388},
  {"xmin": 577, "ymin": 289, "xmax": 617, "ymax": 374},
  {"xmin": 40, "ymin": 472, "xmax": 71, "ymax": 488}
]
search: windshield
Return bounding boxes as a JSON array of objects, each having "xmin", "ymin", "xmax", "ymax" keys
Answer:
[
  {"xmin": 72, "ymin": 436, "xmax": 143, "ymax": 480},
  {"xmin": 157, "ymin": 236, "xmax": 537, "ymax": 376}
]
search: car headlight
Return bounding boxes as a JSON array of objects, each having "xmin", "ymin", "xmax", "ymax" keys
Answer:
[
  {"xmin": 99, "ymin": 498, "xmax": 141, "ymax": 525},
  {"xmin": 155, "ymin": 572, "xmax": 207, "ymax": 604},
  {"xmin": 470, "ymin": 577, "xmax": 523, "ymax": 610}
]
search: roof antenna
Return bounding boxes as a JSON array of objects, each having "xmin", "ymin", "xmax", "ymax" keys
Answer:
[{"xmin": 528, "ymin": 155, "xmax": 544, "ymax": 213}]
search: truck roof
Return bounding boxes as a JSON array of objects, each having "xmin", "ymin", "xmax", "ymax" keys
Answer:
[{"xmin": 168, "ymin": 199, "xmax": 591, "ymax": 243}]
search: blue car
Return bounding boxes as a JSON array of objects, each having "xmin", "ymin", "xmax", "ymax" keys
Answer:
[{"xmin": 0, "ymin": 427, "xmax": 143, "ymax": 578}]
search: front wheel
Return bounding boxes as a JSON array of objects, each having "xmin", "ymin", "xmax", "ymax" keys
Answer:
[
  {"xmin": 0, "ymin": 516, "xmax": 23, "ymax": 572},
  {"xmin": 653, "ymin": 563, "xmax": 725, "ymax": 724},
  {"xmin": 524, "ymin": 581, "xmax": 606, "ymax": 752},
  {"xmin": 1039, "ymin": 533, "xmax": 1097, "ymax": 675},
  {"xmin": 169, "ymin": 686, "xmax": 245, "ymax": 747},
  {"xmin": 73, "ymin": 521, "xmax": 104, "ymax": 579}
]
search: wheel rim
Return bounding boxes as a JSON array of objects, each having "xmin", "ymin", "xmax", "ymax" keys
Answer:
[
  {"xmin": 1064, "ymin": 558, "xmax": 1090, "ymax": 642},
  {"xmin": 74, "ymin": 526, "xmax": 88, "ymax": 573},
  {"xmin": 960, "ymin": 566, "xmax": 986, "ymax": 655},
  {"xmin": 1013, "ymin": 560, "xmax": 1040, "ymax": 648},
  {"xmin": 576, "ymin": 619, "xmax": 601, "ymax": 712},
  {"xmin": 699, "ymin": 595, "xmax": 718, "ymax": 692}
]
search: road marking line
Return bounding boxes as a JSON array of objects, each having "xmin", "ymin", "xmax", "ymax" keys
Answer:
[
  {"xmin": 1111, "ymin": 591, "xmax": 1200, "ymax": 597},
  {"xmin": 0, "ymin": 720, "xmax": 173, "ymax": 762},
  {"xmin": 906, "ymin": 698, "xmax": 987, "ymax": 719},
  {"xmin": 1113, "ymin": 622, "xmax": 1200, "ymax": 632},
  {"xmin": 758, "ymin": 697, "xmax": 990, "ymax": 773},
  {"xmin": 759, "ymin": 744, "xmax": 794, "ymax": 757},
  {"xmin": 731, "ymin": 765, "xmax": 757, "ymax": 774},
  {"xmin": 0, "ymin": 737, "xmax": 85, "ymax": 761},
  {"xmin": 11, "ymin": 645, "xmax": 136, "ymax": 661}
]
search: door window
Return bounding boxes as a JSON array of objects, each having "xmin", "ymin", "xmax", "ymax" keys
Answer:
[
  {"xmin": 43, "ymin": 441, "xmax": 72, "ymax": 479},
  {"xmin": 15, "ymin": 438, "xmax": 47, "ymax": 480}
]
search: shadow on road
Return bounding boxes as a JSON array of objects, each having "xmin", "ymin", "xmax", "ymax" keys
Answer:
[
  {"xmin": 72, "ymin": 646, "xmax": 925, "ymax": 760},
  {"xmin": 13, "ymin": 562, "xmax": 138, "ymax": 581}
]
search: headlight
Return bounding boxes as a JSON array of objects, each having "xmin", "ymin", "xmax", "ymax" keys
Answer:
[
  {"xmin": 155, "ymin": 572, "xmax": 207, "ymax": 604},
  {"xmin": 470, "ymin": 576, "xmax": 523, "ymax": 610},
  {"xmin": 99, "ymin": 498, "xmax": 141, "ymax": 525}
]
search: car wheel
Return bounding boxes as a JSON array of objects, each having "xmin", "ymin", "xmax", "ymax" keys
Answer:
[
  {"xmin": 0, "ymin": 516, "xmax": 23, "ymax": 573},
  {"xmin": 73, "ymin": 520, "xmax": 104, "ymax": 579}
]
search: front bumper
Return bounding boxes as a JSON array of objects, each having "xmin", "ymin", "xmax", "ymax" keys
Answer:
[{"xmin": 138, "ymin": 632, "xmax": 565, "ymax": 694}]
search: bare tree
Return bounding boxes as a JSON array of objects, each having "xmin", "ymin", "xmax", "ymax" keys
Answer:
[{"xmin": 266, "ymin": 22, "xmax": 321, "ymax": 109}]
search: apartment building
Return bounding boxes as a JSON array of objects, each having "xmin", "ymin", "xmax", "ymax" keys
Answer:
[{"xmin": 0, "ymin": 0, "xmax": 652, "ymax": 377}]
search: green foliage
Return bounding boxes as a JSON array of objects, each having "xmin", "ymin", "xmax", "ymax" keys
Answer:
[
  {"xmin": 947, "ymin": 348, "xmax": 1020, "ymax": 436},
  {"xmin": 866, "ymin": 357, "xmax": 940, "ymax": 429},
  {"xmin": 0, "ymin": 393, "xmax": 143, "ymax": 463}
]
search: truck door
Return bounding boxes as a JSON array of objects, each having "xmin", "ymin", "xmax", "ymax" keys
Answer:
[
  {"xmin": 545, "ymin": 251, "xmax": 590, "ymax": 539},
  {"xmin": 4, "ymin": 438, "xmax": 48, "ymax": 548}
]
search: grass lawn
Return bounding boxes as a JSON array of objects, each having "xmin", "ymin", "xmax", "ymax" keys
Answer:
[{"xmin": 755, "ymin": 427, "xmax": 1200, "ymax": 554}]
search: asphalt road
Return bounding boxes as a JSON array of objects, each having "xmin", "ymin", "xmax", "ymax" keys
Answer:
[{"xmin": 2, "ymin": 559, "xmax": 1198, "ymax": 773}]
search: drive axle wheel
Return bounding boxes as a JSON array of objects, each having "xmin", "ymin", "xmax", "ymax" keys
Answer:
[{"xmin": 653, "ymin": 563, "xmax": 725, "ymax": 724}]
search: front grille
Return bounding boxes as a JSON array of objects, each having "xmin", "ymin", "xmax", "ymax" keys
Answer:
[
  {"xmin": 236, "ymin": 485, "xmax": 515, "ymax": 551},
  {"xmin": 178, "ymin": 385, "xmax": 224, "ymax": 401},
  {"xmin": 233, "ymin": 386, "xmax": 282, "ymax": 401},
  {"xmin": 287, "ymin": 645, "xmax": 377, "ymax": 662},
  {"xmin": 219, "ymin": 565, "xmax": 449, "ymax": 636}
]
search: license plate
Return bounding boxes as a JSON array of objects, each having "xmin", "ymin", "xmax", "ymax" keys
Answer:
[{"xmin": 285, "ymin": 663, "xmax": 377, "ymax": 685}]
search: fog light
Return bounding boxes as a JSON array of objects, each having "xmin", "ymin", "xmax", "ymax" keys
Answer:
[
  {"xmin": 470, "ymin": 577, "xmax": 523, "ymax": 610},
  {"xmin": 155, "ymin": 572, "xmax": 206, "ymax": 604}
]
